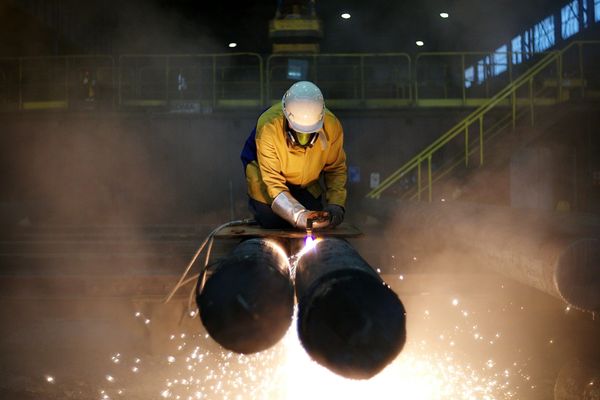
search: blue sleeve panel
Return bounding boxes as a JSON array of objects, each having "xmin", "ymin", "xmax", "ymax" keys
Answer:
[{"xmin": 240, "ymin": 127, "xmax": 258, "ymax": 171}]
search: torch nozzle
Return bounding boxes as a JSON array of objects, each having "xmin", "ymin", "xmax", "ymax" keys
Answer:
[{"xmin": 306, "ymin": 218, "xmax": 314, "ymax": 239}]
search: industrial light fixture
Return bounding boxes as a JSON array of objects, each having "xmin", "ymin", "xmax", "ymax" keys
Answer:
[
  {"xmin": 416, "ymin": 40, "xmax": 424, "ymax": 46},
  {"xmin": 440, "ymin": 12, "xmax": 449, "ymax": 18},
  {"xmin": 228, "ymin": 42, "xmax": 237, "ymax": 48},
  {"xmin": 341, "ymin": 13, "xmax": 351, "ymax": 19}
]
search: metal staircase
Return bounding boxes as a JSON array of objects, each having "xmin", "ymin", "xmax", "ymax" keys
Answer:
[{"xmin": 366, "ymin": 40, "xmax": 600, "ymax": 202}]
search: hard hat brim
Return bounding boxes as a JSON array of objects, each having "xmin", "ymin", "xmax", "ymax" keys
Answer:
[{"xmin": 288, "ymin": 118, "xmax": 324, "ymax": 134}]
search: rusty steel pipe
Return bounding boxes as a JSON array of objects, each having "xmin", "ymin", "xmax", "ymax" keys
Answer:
[
  {"xmin": 366, "ymin": 199, "xmax": 600, "ymax": 312},
  {"xmin": 196, "ymin": 238, "xmax": 294, "ymax": 354},
  {"xmin": 295, "ymin": 238, "xmax": 406, "ymax": 379}
]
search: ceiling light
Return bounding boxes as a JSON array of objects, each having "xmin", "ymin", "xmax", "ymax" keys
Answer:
[
  {"xmin": 228, "ymin": 42, "xmax": 237, "ymax": 48},
  {"xmin": 440, "ymin": 12, "xmax": 449, "ymax": 18},
  {"xmin": 416, "ymin": 40, "xmax": 424, "ymax": 47},
  {"xmin": 341, "ymin": 13, "xmax": 351, "ymax": 19}
]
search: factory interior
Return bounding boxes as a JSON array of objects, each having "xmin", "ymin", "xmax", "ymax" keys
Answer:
[{"xmin": 0, "ymin": 0, "xmax": 599, "ymax": 398}]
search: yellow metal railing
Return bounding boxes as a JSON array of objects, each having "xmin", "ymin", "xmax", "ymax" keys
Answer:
[
  {"xmin": 118, "ymin": 53, "xmax": 263, "ymax": 109},
  {"xmin": 1, "ymin": 45, "xmax": 598, "ymax": 112},
  {"xmin": 266, "ymin": 53, "xmax": 412, "ymax": 107},
  {"xmin": 413, "ymin": 51, "xmax": 557, "ymax": 107},
  {"xmin": 399, "ymin": 109, "xmax": 527, "ymax": 201},
  {"xmin": 366, "ymin": 40, "xmax": 600, "ymax": 200},
  {"xmin": 0, "ymin": 55, "xmax": 115, "ymax": 111}
]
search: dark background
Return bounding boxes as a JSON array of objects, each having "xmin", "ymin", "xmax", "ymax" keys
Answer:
[{"xmin": 0, "ymin": 0, "xmax": 577, "ymax": 55}]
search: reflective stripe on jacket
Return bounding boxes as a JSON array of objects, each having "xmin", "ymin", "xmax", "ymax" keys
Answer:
[{"xmin": 242, "ymin": 103, "xmax": 347, "ymax": 207}]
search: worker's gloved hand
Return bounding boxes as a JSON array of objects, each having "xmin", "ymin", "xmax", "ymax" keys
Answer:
[
  {"xmin": 324, "ymin": 204, "xmax": 345, "ymax": 227},
  {"xmin": 271, "ymin": 191, "xmax": 329, "ymax": 229},
  {"xmin": 298, "ymin": 210, "xmax": 330, "ymax": 230},
  {"xmin": 271, "ymin": 192, "xmax": 333, "ymax": 230}
]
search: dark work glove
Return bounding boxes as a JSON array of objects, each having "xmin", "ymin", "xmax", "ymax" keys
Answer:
[{"xmin": 324, "ymin": 204, "xmax": 345, "ymax": 227}]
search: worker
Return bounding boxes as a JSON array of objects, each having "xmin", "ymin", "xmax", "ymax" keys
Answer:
[{"xmin": 241, "ymin": 81, "xmax": 347, "ymax": 230}]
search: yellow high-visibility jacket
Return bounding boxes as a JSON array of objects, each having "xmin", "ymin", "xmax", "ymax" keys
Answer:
[{"xmin": 245, "ymin": 103, "xmax": 347, "ymax": 207}]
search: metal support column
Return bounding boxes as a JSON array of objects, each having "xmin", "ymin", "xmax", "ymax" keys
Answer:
[
  {"xmin": 212, "ymin": 56, "xmax": 217, "ymax": 107},
  {"xmin": 479, "ymin": 115, "xmax": 484, "ymax": 166},
  {"xmin": 464, "ymin": 122, "xmax": 469, "ymax": 167},
  {"xmin": 165, "ymin": 56, "xmax": 170, "ymax": 103},
  {"xmin": 417, "ymin": 160, "xmax": 422, "ymax": 201},
  {"xmin": 512, "ymin": 90, "xmax": 516, "ymax": 130},
  {"xmin": 529, "ymin": 78, "xmax": 535, "ymax": 127},
  {"xmin": 18, "ymin": 59, "xmax": 23, "ymax": 110},
  {"xmin": 427, "ymin": 155, "xmax": 432, "ymax": 203}
]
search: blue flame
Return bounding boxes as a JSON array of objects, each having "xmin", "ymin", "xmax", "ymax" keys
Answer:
[{"xmin": 304, "ymin": 235, "xmax": 314, "ymax": 248}]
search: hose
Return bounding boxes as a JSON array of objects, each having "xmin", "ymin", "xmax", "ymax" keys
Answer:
[{"xmin": 163, "ymin": 218, "xmax": 256, "ymax": 305}]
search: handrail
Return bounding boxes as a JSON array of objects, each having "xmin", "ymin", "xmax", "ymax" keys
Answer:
[
  {"xmin": 414, "ymin": 50, "xmax": 553, "ymax": 103},
  {"xmin": 0, "ymin": 55, "xmax": 115, "ymax": 110},
  {"xmin": 403, "ymin": 109, "xmax": 524, "ymax": 201},
  {"xmin": 1, "ymin": 45, "xmax": 597, "ymax": 112},
  {"xmin": 366, "ymin": 40, "xmax": 600, "ymax": 199},
  {"xmin": 265, "ymin": 52, "xmax": 412, "ymax": 106},
  {"xmin": 117, "ymin": 53, "xmax": 263, "ymax": 108}
]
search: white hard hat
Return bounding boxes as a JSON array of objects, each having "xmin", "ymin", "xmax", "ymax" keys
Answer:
[{"xmin": 282, "ymin": 81, "xmax": 324, "ymax": 133}]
